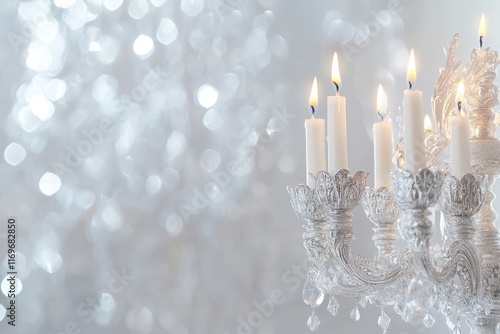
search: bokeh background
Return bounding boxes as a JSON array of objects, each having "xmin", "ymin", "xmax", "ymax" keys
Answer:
[{"xmin": 0, "ymin": 0, "xmax": 500, "ymax": 333}]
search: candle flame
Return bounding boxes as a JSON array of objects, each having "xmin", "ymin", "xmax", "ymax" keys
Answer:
[
  {"xmin": 407, "ymin": 49, "xmax": 416, "ymax": 88},
  {"xmin": 331, "ymin": 52, "xmax": 341, "ymax": 91},
  {"xmin": 455, "ymin": 80, "xmax": 464, "ymax": 104},
  {"xmin": 479, "ymin": 13, "xmax": 486, "ymax": 39},
  {"xmin": 309, "ymin": 77, "xmax": 318, "ymax": 115},
  {"xmin": 455, "ymin": 80, "xmax": 465, "ymax": 114},
  {"xmin": 424, "ymin": 114, "xmax": 433, "ymax": 131},
  {"xmin": 376, "ymin": 84, "xmax": 388, "ymax": 118}
]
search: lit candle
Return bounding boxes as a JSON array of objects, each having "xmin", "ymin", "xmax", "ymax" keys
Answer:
[
  {"xmin": 475, "ymin": 14, "xmax": 487, "ymax": 59},
  {"xmin": 373, "ymin": 84, "xmax": 393, "ymax": 189},
  {"xmin": 327, "ymin": 52, "xmax": 348, "ymax": 173},
  {"xmin": 305, "ymin": 77, "xmax": 326, "ymax": 187},
  {"xmin": 479, "ymin": 13, "xmax": 485, "ymax": 49},
  {"xmin": 403, "ymin": 49, "xmax": 426, "ymax": 173},
  {"xmin": 450, "ymin": 81, "xmax": 471, "ymax": 178}
]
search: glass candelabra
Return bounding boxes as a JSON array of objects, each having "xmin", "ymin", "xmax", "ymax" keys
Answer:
[{"xmin": 288, "ymin": 34, "xmax": 500, "ymax": 334}]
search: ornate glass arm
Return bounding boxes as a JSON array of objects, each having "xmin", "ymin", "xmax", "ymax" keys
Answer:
[
  {"xmin": 288, "ymin": 173, "xmax": 369, "ymax": 299},
  {"xmin": 328, "ymin": 210, "xmax": 410, "ymax": 286},
  {"xmin": 391, "ymin": 169, "xmax": 485, "ymax": 297},
  {"xmin": 313, "ymin": 170, "xmax": 409, "ymax": 287}
]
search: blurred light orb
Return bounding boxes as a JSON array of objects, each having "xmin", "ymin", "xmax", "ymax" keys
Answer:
[
  {"xmin": 165, "ymin": 214, "xmax": 183, "ymax": 237},
  {"xmin": 133, "ymin": 34, "xmax": 154, "ymax": 59},
  {"xmin": 189, "ymin": 29, "xmax": 208, "ymax": 51},
  {"xmin": 197, "ymin": 84, "xmax": 218, "ymax": 108},
  {"xmin": 150, "ymin": 0, "xmax": 167, "ymax": 7},
  {"xmin": 156, "ymin": 18, "xmax": 178, "ymax": 45},
  {"xmin": 53, "ymin": 0, "xmax": 77, "ymax": 8},
  {"xmin": 97, "ymin": 36, "xmax": 121, "ymax": 64},
  {"xmin": 99, "ymin": 292, "xmax": 116, "ymax": 312},
  {"xmin": 39, "ymin": 172, "xmax": 62, "ymax": 196},
  {"xmin": 166, "ymin": 131, "xmax": 187, "ymax": 159},
  {"xmin": 45, "ymin": 78, "xmax": 67, "ymax": 101},
  {"xmin": 92, "ymin": 74, "xmax": 118, "ymax": 105},
  {"xmin": 18, "ymin": 105, "xmax": 41, "ymax": 133},
  {"xmin": 26, "ymin": 43, "xmax": 52, "ymax": 72},
  {"xmin": 4, "ymin": 143, "xmax": 26, "ymax": 166},
  {"xmin": 102, "ymin": 205, "xmax": 123, "ymax": 231},
  {"xmin": 146, "ymin": 174, "xmax": 162, "ymax": 194},
  {"xmin": 29, "ymin": 94, "xmax": 55, "ymax": 121},
  {"xmin": 128, "ymin": 0, "xmax": 149, "ymax": 20},
  {"xmin": 75, "ymin": 189, "xmax": 96, "ymax": 209},
  {"xmin": 36, "ymin": 19, "xmax": 59, "ymax": 43},
  {"xmin": 1, "ymin": 276, "xmax": 23, "ymax": 297},
  {"xmin": 103, "ymin": 0, "xmax": 123, "ymax": 11},
  {"xmin": 89, "ymin": 41, "xmax": 101, "ymax": 52},
  {"xmin": 180, "ymin": 0, "xmax": 204, "ymax": 17},
  {"xmin": 62, "ymin": 0, "xmax": 88, "ymax": 30},
  {"xmin": 48, "ymin": 35, "xmax": 67, "ymax": 59},
  {"xmin": 203, "ymin": 108, "xmax": 224, "ymax": 131},
  {"xmin": 200, "ymin": 148, "xmax": 221, "ymax": 172},
  {"xmin": 0, "ymin": 304, "xmax": 5, "ymax": 322},
  {"xmin": 220, "ymin": 72, "xmax": 239, "ymax": 98},
  {"xmin": 36, "ymin": 249, "xmax": 63, "ymax": 273}
]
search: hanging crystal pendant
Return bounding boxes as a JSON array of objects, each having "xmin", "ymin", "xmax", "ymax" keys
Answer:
[
  {"xmin": 359, "ymin": 296, "xmax": 369, "ymax": 308},
  {"xmin": 350, "ymin": 305, "xmax": 360, "ymax": 321},
  {"xmin": 393, "ymin": 301, "xmax": 404, "ymax": 316},
  {"xmin": 377, "ymin": 309, "xmax": 391, "ymax": 331},
  {"xmin": 307, "ymin": 310, "xmax": 320, "ymax": 332},
  {"xmin": 446, "ymin": 316, "xmax": 455, "ymax": 331},
  {"xmin": 327, "ymin": 296, "xmax": 339, "ymax": 316},
  {"xmin": 423, "ymin": 313, "xmax": 435, "ymax": 329},
  {"xmin": 402, "ymin": 307, "xmax": 412, "ymax": 323},
  {"xmin": 303, "ymin": 277, "xmax": 324, "ymax": 307}
]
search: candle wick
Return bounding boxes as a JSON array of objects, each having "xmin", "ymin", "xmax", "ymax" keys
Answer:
[
  {"xmin": 408, "ymin": 81, "xmax": 413, "ymax": 90},
  {"xmin": 480, "ymin": 36, "xmax": 483, "ymax": 49},
  {"xmin": 457, "ymin": 101, "xmax": 462, "ymax": 112},
  {"xmin": 333, "ymin": 81, "xmax": 339, "ymax": 93},
  {"xmin": 377, "ymin": 111, "xmax": 384, "ymax": 121},
  {"xmin": 311, "ymin": 105, "xmax": 315, "ymax": 116}
]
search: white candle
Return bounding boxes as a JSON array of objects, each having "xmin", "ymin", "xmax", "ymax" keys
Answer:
[
  {"xmin": 450, "ymin": 81, "xmax": 471, "ymax": 178},
  {"xmin": 305, "ymin": 77, "xmax": 326, "ymax": 187},
  {"xmin": 327, "ymin": 52, "xmax": 348, "ymax": 173},
  {"xmin": 403, "ymin": 49, "xmax": 426, "ymax": 173},
  {"xmin": 373, "ymin": 84, "xmax": 393, "ymax": 189}
]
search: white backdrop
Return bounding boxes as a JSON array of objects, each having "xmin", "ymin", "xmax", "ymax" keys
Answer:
[{"xmin": 1, "ymin": 0, "xmax": 500, "ymax": 333}]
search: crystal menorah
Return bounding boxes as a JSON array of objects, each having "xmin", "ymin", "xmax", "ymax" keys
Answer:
[{"xmin": 288, "ymin": 34, "xmax": 500, "ymax": 334}]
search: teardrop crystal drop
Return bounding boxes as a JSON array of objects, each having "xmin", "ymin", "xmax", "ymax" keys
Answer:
[
  {"xmin": 350, "ymin": 305, "xmax": 360, "ymax": 321},
  {"xmin": 327, "ymin": 296, "xmax": 339, "ymax": 316},
  {"xmin": 302, "ymin": 278, "xmax": 314, "ymax": 306},
  {"xmin": 302, "ymin": 277, "xmax": 324, "ymax": 308}
]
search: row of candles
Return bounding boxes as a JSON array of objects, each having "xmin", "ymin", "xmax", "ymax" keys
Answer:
[{"xmin": 304, "ymin": 16, "xmax": 488, "ymax": 189}]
